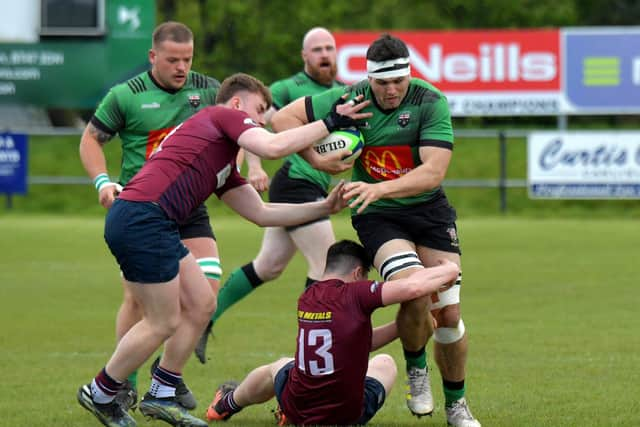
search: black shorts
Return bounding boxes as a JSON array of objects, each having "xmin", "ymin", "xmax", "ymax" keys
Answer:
[
  {"xmin": 268, "ymin": 161, "xmax": 329, "ymax": 231},
  {"xmin": 177, "ymin": 204, "xmax": 216, "ymax": 240},
  {"xmin": 274, "ymin": 360, "xmax": 386, "ymax": 425},
  {"xmin": 352, "ymin": 194, "xmax": 461, "ymax": 260}
]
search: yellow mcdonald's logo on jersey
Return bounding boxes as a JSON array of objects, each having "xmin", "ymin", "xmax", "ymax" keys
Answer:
[{"xmin": 362, "ymin": 146, "xmax": 415, "ymax": 180}]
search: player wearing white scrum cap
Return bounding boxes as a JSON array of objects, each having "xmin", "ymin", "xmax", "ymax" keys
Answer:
[{"xmin": 271, "ymin": 33, "xmax": 480, "ymax": 427}]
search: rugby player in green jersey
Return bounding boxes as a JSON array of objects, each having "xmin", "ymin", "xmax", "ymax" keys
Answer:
[
  {"xmin": 197, "ymin": 28, "xmax": 350, "ymax": 357},
  {"xmin": 79, "ymin": 21, "xmax": 219, "ymax": 419},
  {"xmin": 271, "ymin": 34, "xmax": 481, "ymax": 427}
]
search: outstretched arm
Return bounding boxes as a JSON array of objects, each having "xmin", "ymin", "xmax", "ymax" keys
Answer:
[
  {"xmin": 271, "ymin": 97, "xmax": 355, "ymax": 174},
  {"xmin": 380, "ymin": 260, "xmax": 460, "ymax": 306},
  {"xmin": 220, "ymin": 181, "xmax": 347, "ymax": 227},
  {"xmin": 238, "ymin": 95, "xmax": 370, "ymax": 161}
]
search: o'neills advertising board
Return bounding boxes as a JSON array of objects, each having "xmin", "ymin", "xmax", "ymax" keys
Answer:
[
  {"xmin": 528, "ymin": 132, "xmax": 640, "ymax": 199},
  {"xmin": 335, "ymin": 28, "xmax": 640, "ymax": 116},
  {"xmin": 335, "ymin": 30, "xmax": 562, "ymax": 116}
]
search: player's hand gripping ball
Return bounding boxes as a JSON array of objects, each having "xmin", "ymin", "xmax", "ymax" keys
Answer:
[{"xmin": 313, "ymin": 128, "xmax": 364, "ymax": 163}]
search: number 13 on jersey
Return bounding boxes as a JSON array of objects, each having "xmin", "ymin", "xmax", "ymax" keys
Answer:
[{"xmin": 298, "ymin": 328, "xmax": 335, "ymax": 376}]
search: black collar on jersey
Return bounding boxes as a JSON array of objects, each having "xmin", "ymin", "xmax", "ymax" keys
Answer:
[{"xmin": 147, "ymin": 70, "xmax": 182, "ymax": 95}]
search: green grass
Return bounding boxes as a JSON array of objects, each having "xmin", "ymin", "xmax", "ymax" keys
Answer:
[{"xmin": 1, "ymin": 215, "xmax": 638, "ymax": 426}]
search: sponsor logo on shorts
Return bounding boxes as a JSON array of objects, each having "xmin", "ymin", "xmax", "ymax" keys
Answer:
[
  {"xmin": 141, "ymin": 102, "xmax": 160, "ymax": 109},
  {"xmin": 447, "ymin": 227, "xmax": 460, "ymax": 247}
]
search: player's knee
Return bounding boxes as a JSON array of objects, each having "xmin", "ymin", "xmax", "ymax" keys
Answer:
[
  {"xmin": 151, "ymin": 312, "xmax": 181, "ymax": 340},
  {"xmin": 201, "ymin": 293, "xmax": 217, "ymax": 319},
  {"xmin": 435, "ymin": 303, "xmax": 460, "ymax": 327},
  {"xmin": 255, "ymin": 259, "xmax": 286, "ymax": 281},
  {"xmin": 373, "ymin": 353, "xmax": 397, "ymax": 376},
  {"xmin": 433, "ymin": 318, "xmax": 466, "ymax": 344},
  {"xmin": 193, "ymin": 292, "xmax": 217, "ymax": 324},
  {"xmin": 430, "ymin": 271, "xmax": 461, "ymax": 325},
  {"xmin": 197, "ymin": 257, "xmax": 222, "ymax": 283},
  {"xmin": 121, "ymin": 294, "xmax": 141, "ymax": 314},
  {"xmin": 399, "ymin": 296, "xmax": 431, "ymax": 322}
]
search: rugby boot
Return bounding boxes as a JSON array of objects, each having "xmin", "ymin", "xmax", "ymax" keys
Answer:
[
  {"xmin": 205, "ymin": 381, "xmax": 240, "ymax": 422},
  {"xmin": 139, "ymin": 393, "xmax": 207, "ymax": 427},
  {"xmin": 446, "ymin": 397, "xmax": 481, "ymax": 427},
  {"xmin": 406, "ymin": 367, "xmax": 434, "ymax": 417},
  {"xmin": 77, "ymin": 384, "xmax": 137, "ymax": 427}
]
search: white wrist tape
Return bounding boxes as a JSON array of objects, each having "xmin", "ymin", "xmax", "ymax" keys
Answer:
[{"xmin": 93, "ymin": 173, "xmax": 122, "ymax": 193}]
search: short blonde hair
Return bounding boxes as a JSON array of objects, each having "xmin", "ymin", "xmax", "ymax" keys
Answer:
[{"xmin": 152, "ymin": 21, "xmax": 193, "ymax": 48}]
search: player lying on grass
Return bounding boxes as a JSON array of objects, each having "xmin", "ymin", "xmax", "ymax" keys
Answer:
[{"xmin": 206, "ymin": 240, "xmax": 460, "ymax": 426}]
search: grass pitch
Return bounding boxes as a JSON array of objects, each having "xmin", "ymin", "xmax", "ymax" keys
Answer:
[{"xmin": 0, "ymin": 215, "xmax": 637, "ymax": 426}]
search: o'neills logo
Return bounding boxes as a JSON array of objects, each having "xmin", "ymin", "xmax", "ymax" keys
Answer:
[{"xmin": 362, "ymin": 145, "xmax": 415, "ymax": 180}]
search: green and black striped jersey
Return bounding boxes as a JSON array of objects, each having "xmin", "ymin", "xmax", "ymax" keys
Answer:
[
  {"xmin": 270, "ymin": 72, "xmax": 344, "ymax": 190},
  {"xmin": 91, "ymin": 70, "xmax": 220, "ymax": 185},
  {"xmin": 308, "ymin": 78, "xmax": 454, "ymax": 214}
]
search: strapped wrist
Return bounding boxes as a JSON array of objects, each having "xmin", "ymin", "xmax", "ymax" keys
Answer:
[{"xmin": 93, "ymin": 173, "xmax": 112, "ymax": 192}]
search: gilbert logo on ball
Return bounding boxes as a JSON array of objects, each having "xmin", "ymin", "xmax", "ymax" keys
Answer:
[{"xmin": 313, "ymin": 128, "xmax": 364, "ymax": 162}]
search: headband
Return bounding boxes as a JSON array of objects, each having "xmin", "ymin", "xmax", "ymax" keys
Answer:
[{"xmin": 366, "ymin": 57, "xmax": 411, "ymax": 79}]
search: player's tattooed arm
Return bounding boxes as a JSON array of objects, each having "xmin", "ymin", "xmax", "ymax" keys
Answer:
[{"xmin": 87, "ymin": 122, "xmax": 114, "ymax": 145}]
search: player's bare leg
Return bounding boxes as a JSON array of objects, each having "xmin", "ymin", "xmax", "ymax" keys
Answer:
[
  {"xmin": 212, "ymin": 226, "xmax": 297, "ymax": 330},
  {"xmin": 140, "ymin": 254, "xmax": 212, "ymax": 427},
  {"xmin": 207, "ymin": 357, "xmax": 293, "ymax": 422},
  {"xmin": 78, "ymin": 275, "xmax": 181, "ymax": 427},
  {"xmin": 186, "ymin": 237, "xmax": 221, "ymax": 365},
  {"xmin": 421, "ymin": 247, "xmax": 480, "ymax": 427},
  {"xmin": 374, "ymin": 239, "xmax": 434, "ymax": 417},
  {"xmin": 365, "ymin": 354, "xmax": 398, "ymax": 396},
  {"xmin": 253, "ymin": 226, "xmax": 298, "ymax": 281},
  {"xmin": 114, "ymin": 284, "xmax": 143, "ymax": 411},
  {"xmin": 289, "ymin": 219, "xmax": 335, "ymax": 285}
]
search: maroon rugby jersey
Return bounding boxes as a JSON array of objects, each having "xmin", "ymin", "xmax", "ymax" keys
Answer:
[
  {"xmin": 280, "ymin": 278, "xmax": 385, "ymax": 425},
  {"xmin": 119, "ymin": 105, "xmax": 256, "ymax": 221}
]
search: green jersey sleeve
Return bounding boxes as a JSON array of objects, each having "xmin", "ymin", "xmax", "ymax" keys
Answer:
[
  {"xmin": 270, "ymin": 80, "xmax": 290, "ymax": 110},
  {"xmin": 420, "ymin": 93, "xmax": 454, "ymax": 146},
  {"xmin": 306, "ymin": 86, "xmax": 349, "ymax": 123},
  {"xmin": 93, "ymin": 88, "xmax": 126, "ymax": 135}
]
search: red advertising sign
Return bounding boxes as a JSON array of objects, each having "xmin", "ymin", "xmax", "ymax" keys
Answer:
[{"xmin": 335, "ymin": 29, "xmax": 561, "ymax": 92}]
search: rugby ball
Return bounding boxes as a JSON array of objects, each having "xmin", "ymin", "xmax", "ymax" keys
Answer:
[{"xmin": 313, "ymin": 128, "xmax": 364, "ymax": 163}]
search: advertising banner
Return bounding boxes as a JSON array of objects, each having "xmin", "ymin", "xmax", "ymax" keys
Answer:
[
  {"xmin": 564, "ymin": 28, "xmax": 640, "ymax": 113},
  {"xmin": 528, "ymin": 131, "xmax": 640, "ymax": 198},
  {"xmin": 0, "ymin": 0, "xmax": 154, "ymax": 108},
  {"xmin": 335, "ymin": 29, "xmax": 562, "ymax": 116},
  {"xmin": 0, "ymin": 133, "xmax": 27, "ymax": 194},
  {"xmin": 335, "ymin": 28, "xmax": 640, "ymax": 116}
]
